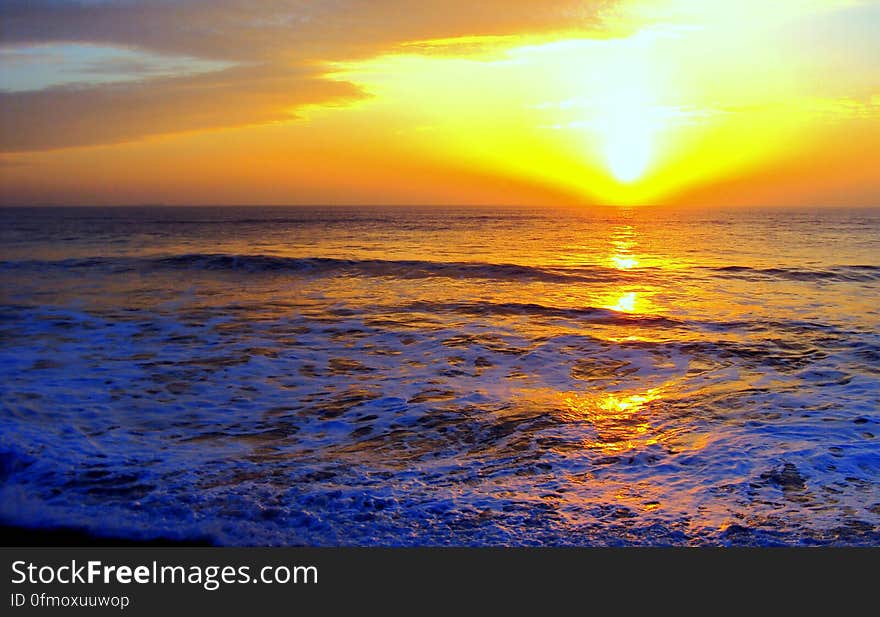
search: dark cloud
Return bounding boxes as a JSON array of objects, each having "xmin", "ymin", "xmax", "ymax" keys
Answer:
[
  {"xmin": 1, "ymin": 1, "xmax": 606, "ymax": 60},
  {"xmin": 78, "ymin": 56, "xmax": 214, "ymax": 76},
  {"xmin": 0, "ymin": 1, "xmax": 607, "ymax": 151},
  {"xmin": 0, "ymin": 63, "xmax": 364, "ymax": 151}
]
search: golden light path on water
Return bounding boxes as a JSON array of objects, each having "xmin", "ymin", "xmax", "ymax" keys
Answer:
[
  {"xmin": 543, "ymin": 218, "xmax": 698, "ymax": 517},
  {"xmin": 602, "ymin": 222, "xmax": 657, "ymax": 315}
]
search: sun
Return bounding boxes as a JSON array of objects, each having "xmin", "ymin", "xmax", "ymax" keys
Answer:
[
  {"xmin": 599, "ymin": 87, "xmax": 656, "ymax": 184},
  {"xmin": 606, "ymin": 121, "xmax": 652, "ymax": 183}
]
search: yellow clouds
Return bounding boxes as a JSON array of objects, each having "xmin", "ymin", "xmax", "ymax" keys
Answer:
[{"xmin": 317, "ymin": 0, "xmax": 880, "ymax": 205}]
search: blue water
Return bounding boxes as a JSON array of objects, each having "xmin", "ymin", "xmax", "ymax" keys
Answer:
[{"xmin": 1, "ymin": 205, "xmax": 878, "ymax": 545}]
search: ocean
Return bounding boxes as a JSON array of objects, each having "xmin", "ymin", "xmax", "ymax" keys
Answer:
[{"xmin": 0, "ymin": 205, "xmax": 878, "ymax": 545}]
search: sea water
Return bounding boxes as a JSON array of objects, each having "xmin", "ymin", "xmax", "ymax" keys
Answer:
[{"xmin": 0, "ymin": 205, "xmax": 878, "ymax": 545}]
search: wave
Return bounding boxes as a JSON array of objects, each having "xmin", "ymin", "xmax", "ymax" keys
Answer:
[
  {"xmin": 154, "ymin": 254, "xmax": 595, "ymax": 282},
  {"xmin": 0, "ymin": 253, "xmax": 630, "ymax": 284},
  {"xmin": 708, "ymin": 264, "xmax": 880, "ymax": 282},
  {"xmin": 397, "ymin": 300, "xmax": 684, "ymax": 326},
  {"xmin": 3, "ymin": 253, "xmax": 878, "ymax": 284}
]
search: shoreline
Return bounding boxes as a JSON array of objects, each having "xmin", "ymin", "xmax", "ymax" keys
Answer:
[{"xmin": 0, "ymin": 524, "xmax": 213, "ymax": 547}]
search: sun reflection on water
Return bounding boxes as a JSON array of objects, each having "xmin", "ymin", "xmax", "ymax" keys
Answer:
[
  {"xmin": 611, "ymin": 255, "xmax": 639, "ymax": 269},
  {"xmin": 599, "ymin": 221, "xmax": 667, "ymax": 316},
  {"xmin": 608, "ymin": 290, "xmax": 638, "ymax": 313},
  {"xmin": 561, "ymin": 387, "xmax": 664, "ymax": 454},
  {"xmin": 609, "ymin": 224, "xmax": 638, "ymax": 268}
]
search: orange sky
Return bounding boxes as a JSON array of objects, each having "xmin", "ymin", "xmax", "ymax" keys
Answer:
[{"xmin": 1, "ymin": 0, "xmax": 879, "ymax": 206}]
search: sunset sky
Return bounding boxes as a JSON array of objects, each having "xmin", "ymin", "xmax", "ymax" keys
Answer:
[{"xmin": 1, "ymin": 0, "xmax": 879, "ymax": 207}]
